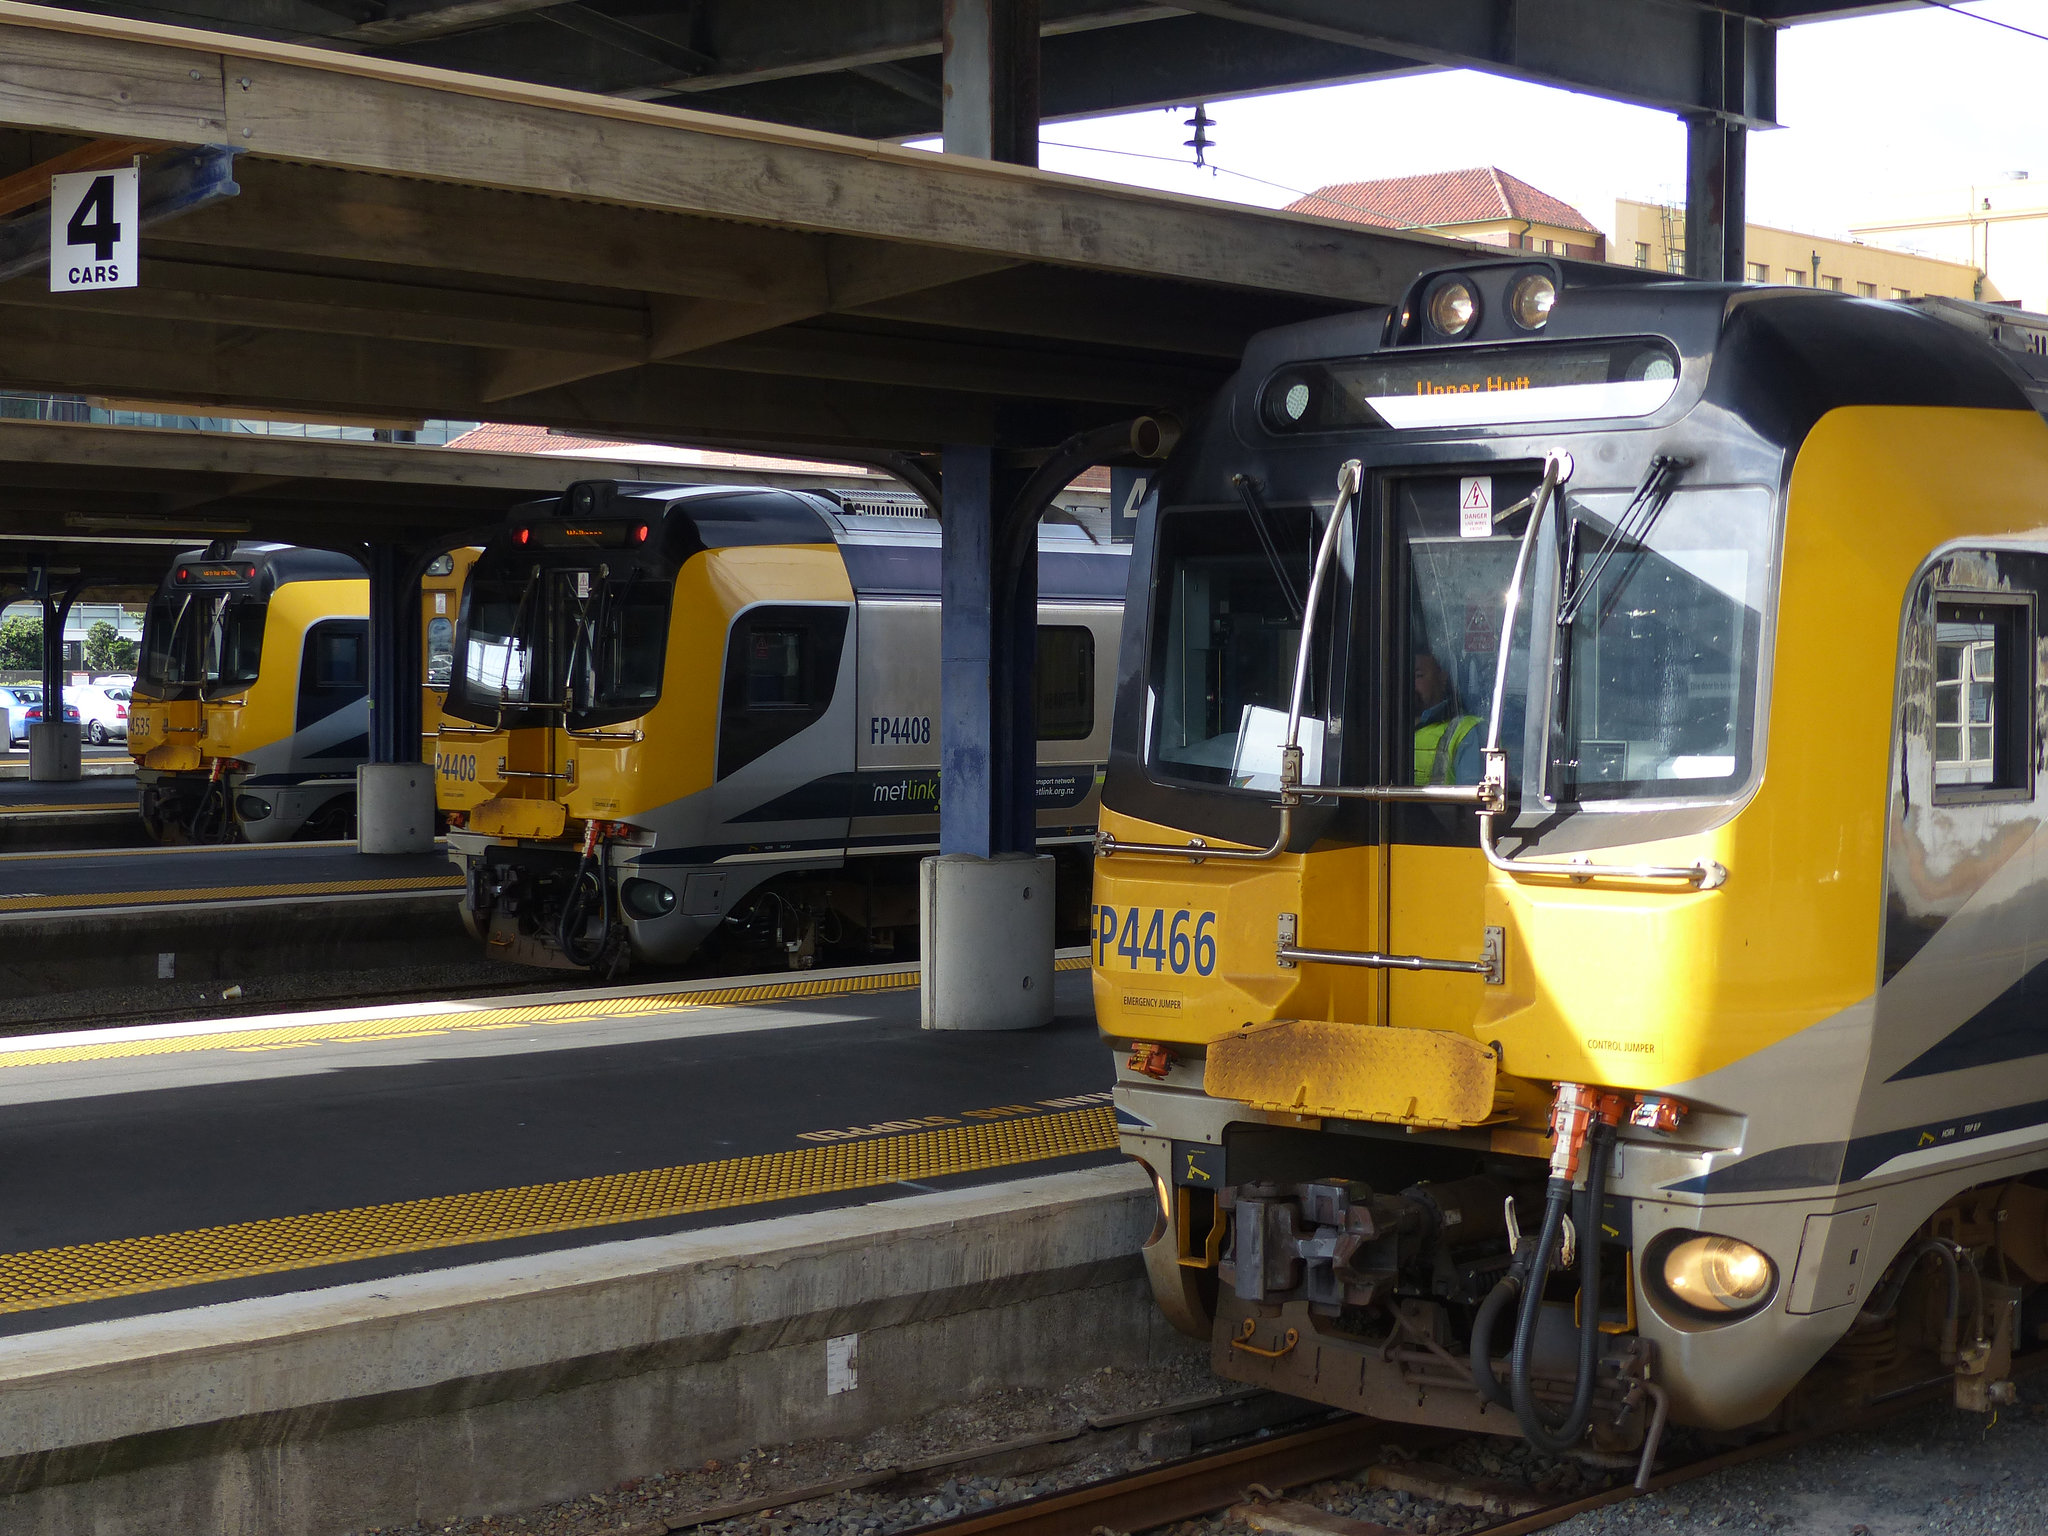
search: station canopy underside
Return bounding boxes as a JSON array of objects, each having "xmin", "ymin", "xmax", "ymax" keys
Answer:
[
  {"xmin": 55, "ymin": 0, "xmax": 1889, "ymax": 137},
  {"xmin": 0, "ymin": 417, "xmax": 847, "ymax": 589},
  {"xmin": 0, "ymin": 4, "xmax": 1530, "ymax": 487}
]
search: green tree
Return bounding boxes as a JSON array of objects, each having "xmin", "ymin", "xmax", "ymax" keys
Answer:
[
  {"xmin": 82, "ymin": 619, "xmax": 122, "ymax": 673},
  {"xmin": 0, "ymin": 614, "xmax": 40, "ymax": 672}
]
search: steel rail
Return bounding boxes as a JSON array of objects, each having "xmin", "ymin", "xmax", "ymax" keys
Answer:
[{"xmin": 903, "ymin": 1349, "xmax": 2048, "ymax": 1536}]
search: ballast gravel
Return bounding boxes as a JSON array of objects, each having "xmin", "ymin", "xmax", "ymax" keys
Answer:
[
  {"xmin": 357, "ymin": 1359, "xmax": 2048, "ymax": 1536},
  {"xmin": 355, "ymin": 1354, "xmax": 1227, "ymax": 1536}
]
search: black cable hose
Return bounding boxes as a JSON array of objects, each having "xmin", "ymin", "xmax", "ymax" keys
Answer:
[
  {"xmin": 1469, "ymin": 1268, "xmax": 1522, "ymax": 1408},
  {"xmin": 556, "ymin": 852, "xmax": 611, "ymax": 968},
  {"xmin": 1509, "ymin": 1125, "xmax": 1614, "ymax": 1452}
]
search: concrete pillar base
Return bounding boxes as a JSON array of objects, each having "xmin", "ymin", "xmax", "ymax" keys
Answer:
[
  {"xmin": 27, "ymin": 722, "xmax": 80, "ymax": 782},
  {"xmin": 356, "ymin": 763, "xmax": 436, "ymax": 854},
  {"xmin": 920, "ymin": 852, "xmax": 1054, "ymax": 1031}
]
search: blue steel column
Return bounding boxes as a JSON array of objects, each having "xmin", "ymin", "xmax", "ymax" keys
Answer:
[
  {"xmin": 363, "ymin": 543, "xmax": 421, "ymax": 767},
  {"xmin": 940, "ymin": 445, "xmax": 997, "ymax": 858}
]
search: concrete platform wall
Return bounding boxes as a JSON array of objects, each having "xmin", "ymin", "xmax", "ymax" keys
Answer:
[{"xmin": 0, "ymin": 1164, "xmax": 1181, "ymax": 1535}]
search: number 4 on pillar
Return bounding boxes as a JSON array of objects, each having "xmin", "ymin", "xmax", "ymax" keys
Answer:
[{"xmin": 49, "ymin": 167, "xmax": 139, "ymax": 293}]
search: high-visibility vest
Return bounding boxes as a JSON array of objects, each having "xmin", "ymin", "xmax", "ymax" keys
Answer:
[{"xmin": 1415, "ymin": 713, "xmax": 1482, "ymax": 785}]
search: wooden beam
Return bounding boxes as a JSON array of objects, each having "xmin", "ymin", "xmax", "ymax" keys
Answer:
[
  {"xmin": 478, "ymin": 243, "xmax": 1020, "ymax": 403},
  {"xmin": 155, "ymin": 159, "xmax": 836, "ymax": 306},
  {"xmin": 0, "ymin": 136, "xmax": 160, "ymax": 218},
  {"xmin": 0, "ymin": 3, "xmax": 1460, "ymax": 304},
  {"xmin": 0, "ymin": 256, "xmax": 651, "ymax": 357},
  {"xmin": 0, "ymin": 304, "xmax": 1137, "ymax": 450},
  {"xmin": 321, "ymin": 0, "xmax": 565, "ymax": 50},
  {"xmin": 675, "ymin": 324, "xmax": 1214, "ymax": 407}
]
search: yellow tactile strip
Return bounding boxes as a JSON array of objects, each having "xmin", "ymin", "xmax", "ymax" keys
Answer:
[
  {"xmin": 0, "ymin": 874, "xmax": 461, "ymax": 913},
  {"xmin": 0, "ymin": 954, "xmax": 1091, "ymax": 1069},
  {"xmin": 0, "ymin": 1103, "xmax": 1118, "ymax": 1314}
]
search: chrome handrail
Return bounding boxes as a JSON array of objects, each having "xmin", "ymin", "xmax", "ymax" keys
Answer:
[{"xmin": 1475, "ymin": 450, "xmax": 1726, "ymax": 891}]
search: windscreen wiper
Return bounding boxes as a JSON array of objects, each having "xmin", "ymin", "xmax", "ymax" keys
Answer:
[
  {"xmin": 1556, "ymin": 454, "xmax": 1689, "ymax": 630},
  {"xmin": 1231, "ymin": 474, "xmax": 1306, "ymax": 621}
]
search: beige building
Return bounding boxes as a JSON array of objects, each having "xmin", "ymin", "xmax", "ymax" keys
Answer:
[
  {"xmin": 1851, "ymin": 179, "xmax": 2047, "ymax": 313},
  {"xmin": 1614, "ymin": 198, "xmax": 1993, "ymax": 302},
  {"xmin": 1288, "ymin": 168, "xmax": 1605, "ymax": 261}
]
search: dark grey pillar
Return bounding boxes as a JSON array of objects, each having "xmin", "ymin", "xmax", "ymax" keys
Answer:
[
  {"xmin": 941, "ymin": 0, "xmax": 1040, "ymax": 166},
  {"xmin": 1684, "ymin": 116, "xmax": 1747, "ymax": 282},
  {"xmin": 364, "ymin": 543, "xmax": 422, "ymax": 767}
]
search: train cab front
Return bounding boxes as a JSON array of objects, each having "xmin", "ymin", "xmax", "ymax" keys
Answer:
[
  {"xmin": 1094, "ymin": 258, "xmax": 1859, "ymax": 1452},
  {"xmin": 130, "ymin": 549, "xmax": 265, "ymax": 842},
  {"xmin": 436, "ymin": 483, "xmax": 687, "ymax": 975}
]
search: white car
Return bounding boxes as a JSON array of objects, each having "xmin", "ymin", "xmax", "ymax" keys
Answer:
[{"xmin": 70, "ymin": 685, "xmax": 129, "ymax": 744}]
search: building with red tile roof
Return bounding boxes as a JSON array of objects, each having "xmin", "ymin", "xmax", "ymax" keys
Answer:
[{"xmin": 1287, "ymin": 168, "xmax": 1604, "ymax": 262}]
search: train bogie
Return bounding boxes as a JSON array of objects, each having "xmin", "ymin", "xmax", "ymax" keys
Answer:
[{"xmin": 1101, "ymin": 257, "xmax": 2048, "ymax": 1459}]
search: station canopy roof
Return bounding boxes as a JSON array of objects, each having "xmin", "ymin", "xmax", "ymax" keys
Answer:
[
  {"xmin": 0, "ymin": 4, "xmax": 1493, "ymax": 475},
  {"xmin": 21, "ymin": 0, "xmax": 1895, "ymax": 138}
]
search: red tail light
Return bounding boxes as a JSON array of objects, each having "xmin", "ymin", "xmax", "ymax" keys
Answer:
[
  {"xmin": 515, "ymin": 528, "xmax": 530, "ymax": 545},
  {"xmin": 633, "ymin": 523, "xmax": 650, "ymax": 543}
]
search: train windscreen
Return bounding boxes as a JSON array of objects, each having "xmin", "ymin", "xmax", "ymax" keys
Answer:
[
  {"xmin": 1551, "ymin": 484, "xmax": 1774, "ymax": 800},
  {"xmin": 138, "ymin": 590, "xmax": 266, "ymax": 699},
  {"xmin": 450, "ymin": 555, "xmax": 671, "ymax": 729}
]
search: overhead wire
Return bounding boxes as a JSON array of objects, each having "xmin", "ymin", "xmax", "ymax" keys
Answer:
[{"xmin": 1913, "ymin": 1, "xmax": 2048, "ymax": 46}]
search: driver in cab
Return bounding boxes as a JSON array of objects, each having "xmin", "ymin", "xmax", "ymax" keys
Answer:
[{"xmin": 1414, "ymin": 652, "xmax": 1483, "ymax": 785}]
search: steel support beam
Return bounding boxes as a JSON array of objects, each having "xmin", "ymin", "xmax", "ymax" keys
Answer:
[
  {"xmin": 943, "ymin": 0, "xmax": 1041, "ymax": 165},
  {"xmin": 1684, "ymin": 115, "xmax": 1746, "ymax": 282},
  {"xmin": 364, "ymin": 541, "xmax": 422, "ymax": 767},
  {"xmin": 938, "ymin": 445, "xmax": 1038, "ymax": 858}
]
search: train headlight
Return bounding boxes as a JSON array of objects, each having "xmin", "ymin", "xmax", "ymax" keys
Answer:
[
  {"xmin": 1426, "ymin": 276, "xmax": 1479, "ymax": 338},
  {"xmin": 1506, "ymin": 271, "xmax": 1557, "ymax": 330},
  {"xmin": 1658, "ymin": 1233, "xmax": 1776, "ymax": 1316},
  {"xmin": 621, "ymin": 878, "xmax": 677, "ymax": 919},
  {"xmin": 235, "ymin": 795, "xmax": 272, "ymax": 820}
]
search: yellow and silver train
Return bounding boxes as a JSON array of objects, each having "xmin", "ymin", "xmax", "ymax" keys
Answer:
[
  {"xmin": 434, "ymin": 484, "xmax": 1123, "ymax": 972},
  {"xmin": 131, "ymin": 544, "xmax": 370, "ymax": 842},
  {"xmin": 1100, "ymin": 261, "xmax": 2048, "ymax": 1465}
]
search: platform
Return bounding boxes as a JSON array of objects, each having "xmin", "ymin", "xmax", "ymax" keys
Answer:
[
  {"xmin": 0, "ymin": 955, "xmax": 1113, "ymax": 1332},
  {"xmin": 0, "ymin": 955, "xmax": 1149, "ymax": 1534},
  {"xmin": 0, "ymin": 840, "xmax": 457, "ymax": 920}
]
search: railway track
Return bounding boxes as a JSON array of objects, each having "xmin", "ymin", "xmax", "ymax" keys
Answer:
[{"xmin": 886, "ymin": 1355, "xmax": 2048, "ymax": 1536}]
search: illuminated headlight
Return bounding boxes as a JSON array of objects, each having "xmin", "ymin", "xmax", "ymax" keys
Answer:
[
  {"xmin": 1659, "ymin": 1233, "xmax": 1776, "ymax": 1316},
  {"xmin": 620, "ymin": 878, "xmax": 677, "ymax": 919},
  {"xmin": 1426, "ymin": 276, "xmax": 1479, "ymax": 338},
  {"xmin": 1507, "ymin": 271, "xmax": 1557, "ymax": 330}
]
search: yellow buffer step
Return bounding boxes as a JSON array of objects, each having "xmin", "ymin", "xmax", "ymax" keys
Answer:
[
  {"xmin": 142, "ymin": 742, "xmax": 202, "ymax": 771},
  {"xmin": 470, "ymin": 796, "xmax": 568, "ymax": 840},
  {"xmin": 1203, "ymin": 1018, "xmax": 1500, "ymax": 1128}
]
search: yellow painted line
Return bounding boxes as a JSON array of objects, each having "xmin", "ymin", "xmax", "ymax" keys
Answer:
[
  {"xmin": 0, "ymin": 1103, "xmax": 1118, "ymax": 1314},
  {"xmin": 0, "ymin": 874, "xmax": 461, "ymax": 913},
  {"xmin": 0, "ymin": 954, "xmax": 1091, "ymax": 1069},
  {"xmin": 0, "ymin": 802, "xmax": 132, "ymax": 815}
]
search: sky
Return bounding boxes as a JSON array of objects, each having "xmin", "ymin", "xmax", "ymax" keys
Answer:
[{"xmin": 922, "ymin": 2, "xmax": 2048, "ymax": 253}]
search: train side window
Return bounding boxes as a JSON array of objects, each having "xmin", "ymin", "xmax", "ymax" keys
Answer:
[
  {"xmin": 1147, "ymin": 504, "xmax": 1327, "ymax": 789},
  {"xmin": 718, "ymin": 605, "xmax": 850, "ymax": 777},
  {"xmin": 299, "ymin": 619, "xmax": 369, "ymax": 728},
  {"xmin": 1036, "ymin": 625, "xmax": 1094, "ymax": 741},
  {"xmin": 425, "ymin": 616, "xmax": 454, "ymax": 689},
  {"xmin": 1933, "ymin": 597, "xmax": 2032, "ymax": 799}
]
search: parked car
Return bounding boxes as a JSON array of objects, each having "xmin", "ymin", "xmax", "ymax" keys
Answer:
[
  {"xmin": 71, "ymin": 685, "xmax": 129, "ymax": 744},
  {"xmin": 21, "ymin": 701, "xmax": 82, "ymax": 740},
  {"xmin": 0, "ymin": 685, "xmax": 42, "ymax": 746}
]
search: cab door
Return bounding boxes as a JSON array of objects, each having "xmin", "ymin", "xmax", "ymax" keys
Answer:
[{"xmin": 1380, "ymin": 468, "xmax": 1541, "ymax": 1030}]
